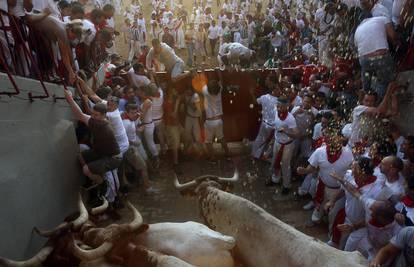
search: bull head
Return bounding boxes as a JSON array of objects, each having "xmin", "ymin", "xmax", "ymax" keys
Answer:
[
  {"xmin": 174, "ymin": 169, "xmax": 239, "ymax": 195},
  {"xmin": 71, "ymin": 202, "xmax": 148, "ymax": 262}
]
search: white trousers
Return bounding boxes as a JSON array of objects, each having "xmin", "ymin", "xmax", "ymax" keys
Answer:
[
  {"xmin": 270, "ymin": 141, "xmax": 295, "ymax": 188},
  {"xmin": 185, "ymin": 116, "xmax": 202, "ymax": 143},
  {"xmin": 251, "ymin": 122, "xmax": 273, "ymax": 159},
  {"xmin": 143, "ymin": 123, "xmax": 159, "ymax": 157}
]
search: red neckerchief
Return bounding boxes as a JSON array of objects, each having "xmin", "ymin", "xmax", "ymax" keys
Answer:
[
  {"xmin": 355, "ymin": 175, "xmax": 377, "ymax": 189},
  {"xmin": 313, "ymin": 137, "xmax": 325, "ymax": 149},
  {"xmin": 402, "ymin": 195, "xmax": 414, "ymax": 208},
  {"xmin": 369, "ymin": 218, "xmax": 389, "ymax": 228},
  {"xmin": 121, "ymin": 112, "xmax": 131, "ymax": 121},
  {"xmin": 278, "ymin": 111, "xmax": 288, "ymax": 121},
  {"xmin": 326, "ymin": 145, "xmax": 342, "ymax": 164}
]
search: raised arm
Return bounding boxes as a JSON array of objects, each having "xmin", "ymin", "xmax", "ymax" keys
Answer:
[
  {"xmin": 77, "ymin": 77, "xmax": 102, "ymax": 103},
  {"xmin": 370, "ymin": 243, "xmax": 401, "ymax": 267},
  {"xmin": 64, "ymin": 90, "xmax": 91, "ymax": 125}
]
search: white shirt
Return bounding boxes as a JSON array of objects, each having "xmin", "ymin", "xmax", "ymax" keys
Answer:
[
  {"xmin": 257, "ymin": 94, "xmax": 278, "ymax": 125},
  {"xmin": 9, "ymin": 0, "xmax": 25, "ymax": 17},
  {"xmin": 128, "ymin": 68, "xmax": 151, "ymax": 88},
  {"xmin": 392, "ymin": 0, "xmax": 406, "ymax": 25},
  {"xmin": 82, "ymin": 19, "xmax": 97, "ymax": 46},
  {"xmin": 146, "ymin": 42, "xmax": 182, "ymax": 72},
  {"xmin": 315, "ymin": 8, "xmax": 335, "ymax": 36},
  {"xmin": 354, "ymin": 16, "xmax": 390, "ymax": 57},
  {"xmin": 122, "ymin": 117, "xmax": 138, "ymax": 144},
  {"xmin": 151, "ymin": 89, "xmax": 164, "ymax": 121},
  {"xmin": 273, "ymin": 111, "xmax": 297, "ymax": 144},
  {"xmin": 343, "ymin": 171, "xmax": 387, "ymax": 224},
  {"xmin": 308, "ymin": 145, "xmax": 354, "ymax": 187},
  {"xmin": 106, "ymin": 109, "xmax": 130, "ymax": 154},
  {"xmin": 186, "ymin": 93, "xmax": 202, "ymax": 117},
  {"xmin": 208, "ymin": 25, "xmax": 220, "ymax": 39},
  {"xmin": 349, "ymin": 105, "xmax": 371, "ymax": 146},
  {"xmin": 382, "ymin": 174, "xmax": 405, "ymax": 197},
  {"xmin": 302, "ymin": 43, "xmax": 316, "ymax": 58},
  {"xmin": 202, "ymin": 85, "xmax": 223, "ymax": 118},
  {"xmin": 312, "ymin": 122, "xmax": 323, "ymax": 141}
]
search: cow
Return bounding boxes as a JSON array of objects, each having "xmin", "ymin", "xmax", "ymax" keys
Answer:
[{"xmin": 174, "ymin": 169, "xmax": 369, "ymax": 267}]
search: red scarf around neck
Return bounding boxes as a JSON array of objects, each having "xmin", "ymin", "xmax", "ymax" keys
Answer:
[
  {"xmin": 369, "ymin": 218, "xmax": 390, "ymax": 228},
  {"xmin": 326, "ymin": 145, "xmax": 342, "ymax": 164},
  {"xmin": 355, "ymin": 175, "xmax": 377, "ymax": 189},
  {"xmin": 121, "ymin": 112, "xmax": 132, "ymax": 121},
  {"xmin": 402, "ymin": 195, "xmax": 414, "ymax": 208},
  {"xmin": 278, "ymin": 111, "xmax": 288, "ymax": 121}
]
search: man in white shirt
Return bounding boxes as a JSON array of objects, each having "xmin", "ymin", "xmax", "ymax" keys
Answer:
[
  {"xmin": 121, "ymin": 103, "xmax": 156, "ymax": 194},
  {"xmin": 208, "ymin": 20, "xmax": 220, "ymax": 56},
  {"xmin": 250, "ymin": 77, "xmax": 279, "ymax": 161},
  {"xmin": 349, "ymin": 83, "xmax": 398, "ymax": 148},
  {"xmin": 270, "ymin": 96, "xmax": 299, "ymax": 194},
  {"xmin": 218, "ymin": 42, "xmax": 254, "ymax": 68},
  {"xmin": 128, "ymin": 63, "xmax": 151, "ymax": 89},
  {"xmin": 146, "ymin": 38, "xmax": 191, "ymax": 82},
  {"xmin": 297, "ymin": 126, "xmax": 354, "ymax": 223},
  {"xmin": 354, "ymin": 16, "xmax": 397, "ymax": 99},
  {"xmin": 201, "ymin": 77, "xmax": 230, "ymax": 161}
]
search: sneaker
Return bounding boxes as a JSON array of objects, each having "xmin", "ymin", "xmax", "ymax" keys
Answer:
[
  {"xmin": 311, "ymin": 208, "xmax": 322, "ymax": 223},
  {"xmin": 303, "ymin": 201, "xmax": 315, "ymax": 210},
  {"xmin": 298, "ymin": 188, "xmax": 307, "ymax": 196}
]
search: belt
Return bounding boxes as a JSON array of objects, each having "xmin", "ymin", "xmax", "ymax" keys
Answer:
[
  {"xmin": 278, "ymin": 140, "xmax": 293, "ymax": 146},
  {"xmin": 153, "ymin": 117, "xmax": 163, "ymax": 121},
  {"xmin": 139, "ymin": 121, "xmax": 153, "ymax": 126},
  {"xmin": 206, "ymin": 115, "xmax": 222, "ymax": 121},
  {"xmin": 363, "ymin": 49, "xmax": 388, "ymax": 59}
]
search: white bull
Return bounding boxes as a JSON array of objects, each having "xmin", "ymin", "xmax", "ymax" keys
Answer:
[
  {"xmin": 175, "ymin": 169, "xmax": 369, "ymax": 267},
  {"xmin": 134, "ymin": 222, "xmax": 235, "ymax": 267}
]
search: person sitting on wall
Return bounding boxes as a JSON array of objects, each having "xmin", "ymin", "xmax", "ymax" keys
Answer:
[
  {"xmin": 64, "ymin": 89, "xmax": 122, "ymax": 187},
  {"xmin": 145, "ymin": 38, "xmax": 191, "ymax": 83}
]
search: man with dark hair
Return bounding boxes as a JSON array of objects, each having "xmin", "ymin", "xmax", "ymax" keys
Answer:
[
  {"xmin": 128, "ymin": 62, "xmax": 151, "ymax": 89},
  {"xmin": 64, "ymin": 89, "xmax": 121, "ymax": 185},
  {"xmin": 349, "ymin": 82, "xmax": 399, "ymax": 148},
  {"xmin": 395, "ymin": 176, "xmax": 414, "ymax": 227}
]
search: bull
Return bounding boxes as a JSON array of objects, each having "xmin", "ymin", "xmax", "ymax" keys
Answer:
[{"xmin": 174, "ymin": 168, "xmax": 369, "ymax": 267}]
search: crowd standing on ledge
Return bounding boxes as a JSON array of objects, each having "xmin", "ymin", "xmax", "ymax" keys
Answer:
[{"xmin": 1, "ymin": 0, "xmax": 414, "ymax": 265}]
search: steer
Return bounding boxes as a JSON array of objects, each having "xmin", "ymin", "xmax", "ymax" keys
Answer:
[{"xmin": 174, "ymin": 169, "xmax": 369, "ymax": 267}]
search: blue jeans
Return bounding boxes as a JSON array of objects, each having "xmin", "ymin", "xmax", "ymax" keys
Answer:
[
  {"xmin": 359, "ymin": 53, "xmax": 395, "ymax": 100},
  {"xmin": 187, "ymin": 43, "xmax": 194, "ymax": 67}
]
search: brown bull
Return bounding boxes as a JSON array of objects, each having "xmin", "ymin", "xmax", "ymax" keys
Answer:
[{"xmin": 174, "ymin": 169, "xmax": 369, "ymax": 267}]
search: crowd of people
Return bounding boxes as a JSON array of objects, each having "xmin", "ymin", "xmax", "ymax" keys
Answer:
[{"xmin": 2, "ymin": 0, "xmax": 414, "ymax": 266}]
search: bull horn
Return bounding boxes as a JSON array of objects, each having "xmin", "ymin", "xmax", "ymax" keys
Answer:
[
  {"xmin": 217, "ymin": 168, "xmax": 239, "ymax": 183},
  {"xmin": 174, "ymin": 174, "xmax": 198, "ymax": 191},
  {"xmin": 122, "ymin": 202, "xmax": 143, "ymax": 232},
  {"xmin": 72, "ymin": 240, "xmax": 113, "ymax": 261},
  {"xmin": 0, "ymin": 245, "xmax": 54, "ymax": 267},
  {"xmin": 90, "ymin": 197, "xmax": 109, "ymax": 215},
  {"xmin": 72, "ymin": 193, "xmax": 89, "ymax": 230},
  {"xmin": 33, "ymin": 222, "xmax": 71, "ymax": 238}
]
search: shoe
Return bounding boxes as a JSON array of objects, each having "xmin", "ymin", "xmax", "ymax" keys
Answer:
[
  {"xmin": 298, "ymin": 188, "xmax": 307, "ymax": 196},
  {"xmin": 281, "ymin": 187, "xmax": 290, "ymax": 195},
  {"xmin": 303, "ymin": 201, "xmax": 315, "ymax": 210},
  {"xmin": 311, "ymin": 208, "xmax": 322, "ymax": 223}
]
